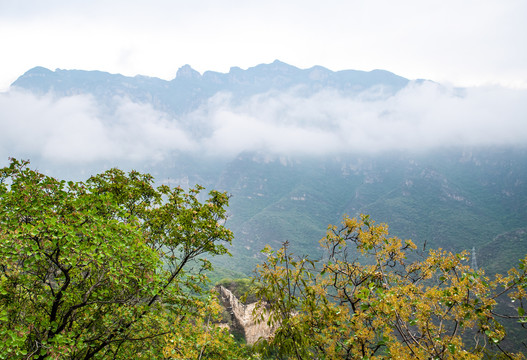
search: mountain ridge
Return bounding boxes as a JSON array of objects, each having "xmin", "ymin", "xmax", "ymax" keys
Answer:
[
  {"xmin": 4, "ymin": 61, "xmax": 526, "ymax": 278},
  {"xmin": 11, "ymin": 60, "xmax": 412, "ymax": 115},
  {"xmin": 13, "ymin": 59, "xmax": 410, "ymax": 87}
]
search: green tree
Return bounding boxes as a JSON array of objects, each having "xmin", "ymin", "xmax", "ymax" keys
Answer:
[
  {"xmin": 252, "ymin": 215, "xmax": 527, "ymax": 359},
  {"xmin": 0, "ymin": 159, "xmax": 233, "ymax": 359}
]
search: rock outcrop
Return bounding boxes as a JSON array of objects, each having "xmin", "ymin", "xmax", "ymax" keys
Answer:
[{"xmin": 216, "ymin": 285, "xmax": 274, "ymax": 345}]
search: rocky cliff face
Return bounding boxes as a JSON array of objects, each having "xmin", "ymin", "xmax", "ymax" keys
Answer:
[{"xmin": 216, "ymin": 285, "xmax": 274, "ymax": 345}]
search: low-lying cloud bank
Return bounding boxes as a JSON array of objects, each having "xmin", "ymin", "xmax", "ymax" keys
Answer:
[
  {"xmin": 1, "ymin": 82, "xmax": 526, "ymax": 164},
  {"xmin": 0, "ymin": 91, "xmax": 196, "ymax": 163},
  {"xmin": 199, "ymin": 82, "xmax": 527, "ymax": 155}
]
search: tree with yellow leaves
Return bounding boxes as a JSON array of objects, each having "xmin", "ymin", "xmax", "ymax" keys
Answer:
[{"xmin": 252, "ymin": 214, "xmax": 527, "ymax": 359}]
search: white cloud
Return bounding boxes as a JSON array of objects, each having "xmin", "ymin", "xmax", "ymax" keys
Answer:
[
  {"xmin": 0, "ymin": 90, "xmax": 196, "ymax": 164},
  {"xmin": 1, "ymin": 82, "xmax": 526, "ymax": 166},
  {"xmin": 197, "ymin": 82, "xmax": 527, "ymax": 155}
]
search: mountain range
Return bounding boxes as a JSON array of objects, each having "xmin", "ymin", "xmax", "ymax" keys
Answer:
[
  {"xmin": 7, "ymin": 61, "xmax": 527, "ymax": 276},
  {"xmin": 12, "ymin": 60, "xmax": 410, "ymax": 116}
]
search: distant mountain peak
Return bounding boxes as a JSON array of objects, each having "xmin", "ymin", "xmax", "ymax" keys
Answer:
[
  {"xmin": 176, "ymin": 64, "xmax": 201, "ymax": 80},
  {"xmin": 21, "ymin": 66, "xmax": 54, "ymax": 77},
  {"xmin": 228, "ymin": 66, "xmax": 243, "ymax": 74},
  {"xmin": 11, "ymin": 60, "xmax": 413, "ymax": 114},
  {"xmin": 252, "ymin": 60, "xmax": 299, "ymax": 74},
  {"xmin": 307, "ymin": 65, "xmax": 332, "ymax": 81}
]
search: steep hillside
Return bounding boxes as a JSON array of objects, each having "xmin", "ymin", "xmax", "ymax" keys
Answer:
[
  {"xmin": 207, "ymin": 148, "xmax": 527, "ymax": 273},
  {"xmin": 8, "ymin": 62, "xmax": 527, "ymax": 275}
]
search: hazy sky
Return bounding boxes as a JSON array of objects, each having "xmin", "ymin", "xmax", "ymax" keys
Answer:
[
  {"xmin": 1, "ymin": 0, "xmax": 527, "ymax": 90},
  {"xmin": 1, "ymin": 0, "xmax": 527, "ymax": 167}
]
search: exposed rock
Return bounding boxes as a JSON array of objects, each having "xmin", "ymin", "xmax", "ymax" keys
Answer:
[{"xmin": 216, "ymin": 285, "xmax": 274, "ymax": 345}]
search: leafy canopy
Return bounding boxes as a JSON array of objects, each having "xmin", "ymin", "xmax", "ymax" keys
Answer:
[
  {"xmin": 252, "ymin": 214, "xmax": 527, "ymax": 359},
  {"xmin": 0, "ymin": 159, "xmax": 233, "ymax": 359},
  {"xmin": 2, "ymin": 158, "xmax": 527, "ymax": 360}
]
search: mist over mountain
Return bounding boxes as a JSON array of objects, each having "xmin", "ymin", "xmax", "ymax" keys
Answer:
[
  {"xmin": 4, "ymin": 60, "xmax": 527, "ymax": 165},
  {"xmin": 11, "ymin": 60, "xmax": 409, "ymax": 114},
  {"xmin": 1, "ymin": 61, "xmax": 526, "ymax": 275}
]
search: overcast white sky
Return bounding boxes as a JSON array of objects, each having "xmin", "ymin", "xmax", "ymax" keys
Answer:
[
  {"xmin": 1, "ymin": 0, "xmax": 527, "ymax": 167},
  {"xmin": 1, "ymin": 0, "xmax": 527, "ymax": 90}
]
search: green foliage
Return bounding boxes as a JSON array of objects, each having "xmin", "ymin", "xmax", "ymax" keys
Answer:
[
  {"xmin": 0, "ymin": 159, "xmax": 233, "ymax": 359},
  {"xmin": 251, "ymin": 215, "xmax": 527, "ymax": 359},
  {"xmin": 211, "ymin": 149, "xmax": 527, "ymax": 276},
  {"xmin": 205, "ymin": 267, "xmax": 248, "ymax": 287},
  {"xmin": 2, "ymin": 157, "xmax": 526, "ymax": 359},
  {"xmin": 216, "ymin": 278, "xmax": 257, "ymax": 304}
]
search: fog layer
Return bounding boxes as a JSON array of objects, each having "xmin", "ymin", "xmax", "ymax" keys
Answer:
[{"xmin": 1, "ymin": 82, "xmax": 526, "ymax": 164}]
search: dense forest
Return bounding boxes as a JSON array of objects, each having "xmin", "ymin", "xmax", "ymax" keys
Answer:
[{"xmin": 1, "ymin": 159, "xmax": 526, "ymax": 359}]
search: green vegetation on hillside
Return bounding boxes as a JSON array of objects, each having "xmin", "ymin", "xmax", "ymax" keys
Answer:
[
  {"xmin": 1, "ymin": 160, "xmax": 526, "ymax": 359},
  {"xmin": 207, "ymin": 148, "xmax": 527, "ymax": 275},
  {"xmin": 252, "ymin": 215, "xmax": 527, "ymax": 359}
]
